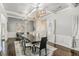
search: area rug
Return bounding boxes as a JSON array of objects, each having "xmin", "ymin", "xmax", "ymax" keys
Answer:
[{"xmin": 14, "ymin": 41, "xmax": 57, "ymax": 56}]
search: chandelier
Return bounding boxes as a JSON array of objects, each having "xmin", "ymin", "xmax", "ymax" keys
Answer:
[
  {"xmin": 36, "ymin": 9, "xmax": 46, "ymax": 17},
  {"xmin": 27, "ymin": 4, "xmax": 47, "ymax": 20}
]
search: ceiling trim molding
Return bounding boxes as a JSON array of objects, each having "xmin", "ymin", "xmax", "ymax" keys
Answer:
[
  {"xmin": 67, "ymin": 3, "xmax": 75, "ymax": 8},
  {"xmin": 6, "ymin": 9, "xmax": 36, "ymax": 19},
  {"xmin": 0, "ymin": 3, "xmax": 7, "ymax": 17},
  {"xmin": 7, "ymin": 14, "xmax": 24, "ymax": 20},
  {"xmin": 6, "ymin": 10, "xmax": 25, "ymax": 18}
]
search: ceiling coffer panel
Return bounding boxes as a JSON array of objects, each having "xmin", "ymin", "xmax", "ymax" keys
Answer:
[
  {"xmin": 3, "ymin": 3, "xmax": 34, "ymax": 14},
  {"xmin": 42, "ymin": 3, "xmax": 69, "ymax": 13}
]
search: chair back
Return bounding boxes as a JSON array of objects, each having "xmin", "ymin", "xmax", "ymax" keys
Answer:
[{"xmin": 40, "ymin": 37, "xmax": 47, "ymax": 50}]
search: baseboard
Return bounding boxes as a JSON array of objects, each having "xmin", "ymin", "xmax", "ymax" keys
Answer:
[
  {"xmin": 0, "ymin": 51, "xmax": 2, "ymax": 56},
  {"xmin": 8, "ymin": 37, "xmax": 16, "ymax": 39}
]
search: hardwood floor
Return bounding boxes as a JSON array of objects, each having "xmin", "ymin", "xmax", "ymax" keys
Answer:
[
  {"xmin": 7, "ymin": 38, "xmax": 16, "ymax": 56},
  {"xmin": 48, "ymin": 42, "xmax": 79, "ymax": 56},
  {"xmin": 53, "ymin": 49, "xmax": 72, "ymax": 56},
  {"xmin": 6, "ymin": 38, "xmax": 79, "ymax": 56}
]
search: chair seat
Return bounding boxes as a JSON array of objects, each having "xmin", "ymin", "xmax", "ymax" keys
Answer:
[
  {"xmin": 34, "ymin": 43, "xmax": 40, "ymax": 48},
  {"xmin": 32, "ymin": 41, "xmax": 40, "ymax": 44},
  {"xmin": 25, "ymin": 43, "xmax": 33, "ymax": 47}
]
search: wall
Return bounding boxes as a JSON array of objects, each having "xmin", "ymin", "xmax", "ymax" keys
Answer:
[
  {"xmin": 55, "ymin": 11, "xmax": 73, "ymax": 48},
  {"xmin": 0, "ymin": 14, "xmax": 1, "ymax": 52},
  {"xmin": 46, "ymin": 7, "xmax": 79, "ymax": 49},
  {"xmin": 26, "ymin": 21, "xmax": 35, "ymax": 32},
  {"xmin": 0, "ymin": 3, "xmax": 7, "ymax": 55},
  {"xmin": 7, "ymin": 17, "xmax": 25, "ymax": 38},
  {"xmin": 1, "ymin": 14, "xmax": 7, "ymax": 55},
  {"xmin": 55, "ymin": 7, "xmax": 79, "ymax": 48},
  {"xmin": 45, "ymin": 7, "xmax": 79, "ymax": 48},
  {"xmin": 35, "ymin": 19, "xmax": 47, "ymax": 41},
  {"xmin": 46, "ymin": 15, "xmax": 55, "ymax": 43},
  {"xmin": 7, "ymin": 17, "xmax": 35, "ymax": 38}
]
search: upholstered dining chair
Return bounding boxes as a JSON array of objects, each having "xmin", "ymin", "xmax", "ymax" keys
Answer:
[
  {"xmin": 21, "ymin": 36, "xmax": 32, "ymax": 55},
  {"xmin": 34, "ymin": 37, "xmax": 48, "ymax": 56}
]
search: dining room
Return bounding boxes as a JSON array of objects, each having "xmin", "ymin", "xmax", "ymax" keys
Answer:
[{"xmin": 1, "ymin": 3, "xmax": 79, "ymax": 56}]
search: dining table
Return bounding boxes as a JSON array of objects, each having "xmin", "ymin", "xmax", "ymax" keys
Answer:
[{"xmin": 20, "ymin": 34, "xmax": 41, "ymax": 55}]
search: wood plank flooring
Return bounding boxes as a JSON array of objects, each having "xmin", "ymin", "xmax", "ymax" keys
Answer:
[
  {"xmin": 7, "ymin": 38, "xmax": 16, "ymax": 56},
  {"xmin": 48, "ymin": 42, "xmax": 79, "ymax": 56}
]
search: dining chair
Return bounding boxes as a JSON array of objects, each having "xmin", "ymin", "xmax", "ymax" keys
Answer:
[
  {"xmin": 16, "ymin": 32, "xmax": 24, "ymax": 41},
  {"xmin": 34, "ymin": 37, "xmax": 47, "ymax": 56},
  {"xmin": 21, "ymin": 36, "xmax": 32, "ymax": 55}
]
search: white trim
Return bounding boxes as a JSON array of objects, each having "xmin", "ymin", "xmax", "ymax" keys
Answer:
[
  {"xmin": 6, "ymin": 10, "xmax": 25, "ymax": 18},
  {"xmin": 7, "ymin": 14, "xmax": 24, "ymax": 19}
]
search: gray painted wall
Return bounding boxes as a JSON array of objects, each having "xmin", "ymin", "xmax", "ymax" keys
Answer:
[
  {"xmin": 7, "ymin": 17, "xmax": 25, "ymax": 32},
  {"xmin": 7, "ymin": 17, "xmax": 35, "ymax": 38}
]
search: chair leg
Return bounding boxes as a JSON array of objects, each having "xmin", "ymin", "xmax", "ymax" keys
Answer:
[
  {"xmin": 23, "ymin": 46, "xmax": 26, "ymax": 55},
  {"xmin": 32, "ymin": 46, "xmax": 36, "ymax": 54},
  {"xmin": 45, "ymin": 48, "xmax": 47, "ymax": 56},
  {"xmin": 39, "ymin": 50, "xmax": 41, "ymax": 56},
  {"xmin": 32, "ymin": 47, "xmax": 34, "ymax": 53},
  {"xmin": 30, "ymin": 46, "xmax": 31, "ymax": 50},
  {"xmin": 35, "ymin": 47, "xmax": 36, "ymax": 52}
]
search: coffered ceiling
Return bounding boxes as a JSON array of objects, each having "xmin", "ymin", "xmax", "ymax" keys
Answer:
[{"xmin": 3, "ymin": 3, "xmax": 79, "ymax": 20}]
